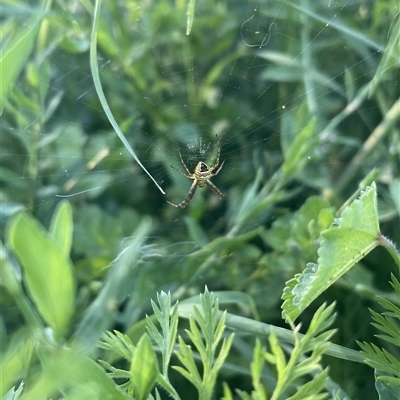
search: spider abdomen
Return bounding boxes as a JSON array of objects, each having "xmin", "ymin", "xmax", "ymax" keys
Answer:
[{"xmin": 195, "ymin": 162, "xmax": 211, "ymax": 182}]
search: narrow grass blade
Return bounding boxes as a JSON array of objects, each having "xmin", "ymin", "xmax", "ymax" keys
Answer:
[{"xmin": 91, "ymin": 0, "xmax": 165, "ymax": 194}]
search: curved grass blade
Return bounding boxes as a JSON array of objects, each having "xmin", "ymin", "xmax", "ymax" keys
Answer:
[
  {"xmin": 186, "ymin": 0, "xmax": 195, "ymax": 35},
  {"xmin": 91, "ymin": 0, "xmax": 165, "ymax": 194}
]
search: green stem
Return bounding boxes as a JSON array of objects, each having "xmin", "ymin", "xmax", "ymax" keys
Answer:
[
  {"xmin": 337, "ymin": 97, "xmax": 400, "ymax": 190},
  {"xmin": 223, "ymin": 312, "xmax": 365, "ymax": 364},
  {"xmin": 300, "ymin": 0, "xmax": 317, "ymax": 113},
  {"xmin": 378, "ymin": 234, "xmax": 400, "ymax": 271}
]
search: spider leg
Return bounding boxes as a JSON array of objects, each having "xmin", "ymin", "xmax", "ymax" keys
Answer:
[
  {"xmin": 167, "ymin": 180, "xmax": 198, "ymax": 209},
  {"xmin": 211, "ymin": 160, "xmax": 225, "ymax": 176},
  {"xmin": 210, "ymin": 139, "xmax": 221, "ymax": 171},
  {"xmin": 178, "ymin": 148, "xmax": 192, "ymax": 176},
  {"xmin": 206, "ymin": 180, "xmax": 225, "ymax": 198},
  {"xmin": 170, "ymin": 164, "xmax": 192, "ymax": 179}
]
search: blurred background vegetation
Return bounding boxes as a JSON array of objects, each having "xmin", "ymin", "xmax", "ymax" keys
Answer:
[{"xmin": 1, "ymin": 0, "xmax": 399, "ymax": 398}]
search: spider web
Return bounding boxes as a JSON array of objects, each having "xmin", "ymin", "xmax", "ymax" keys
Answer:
[{"xmin": 1, "ymin": 0, "xmax": 393, "ymax": 265}]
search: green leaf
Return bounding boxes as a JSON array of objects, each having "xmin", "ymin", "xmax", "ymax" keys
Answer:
[
  {"xmin": 202, "ymin": 308, "xmax": 364, "ymax": 365},
  {"xmin": 20, "ymin": 347, "xmax": 129, "ymax": 400},
  {"xmin": 98, "ymin": 330, "xmax": 136, "ymax": 361},
  {"xmin": 174, "ymin": 289, "xmax": 234, "ymax": 399},
  {"xmin": 291, "ymin": 196, "xmax": 334, "ymax": 260},
  {"xmin": 222, "ymin": 382, "xmax": 234, "ymax": 400},
  {"xmin": 174, "ymin": 336, "xmax": 202, "ymax": 382},
  {"xmin": 130, "ymin": 334, "xmax": 159, "ymax": 400},
  {"xmin": 0, "ymin": 328, "xmax": 35, "ymax": 398},
  {"xmin": 250, "ymin": 339, "xmax": 267, "ymax": 398},
  {"xmin": 58, "ymin": 34, "xmax": 90, "ymax": 54},
  {"xmin": 0, "ymin": 13, "xmax": 44, "ymax": 112},
  {"xmin": 7, "ymin": 212, "xmax": 75, "ymax": 338},
  {"xmin": 282, "ymin": 182, "xmax": 380, "ymax": 322},
  {"xmin": 49, "ymin": 201, "xmax": 73, "ymax": 256},
  {"xmin": 181, "ymin": 290, "xmax": 260, "ymax": 321},
  {"xmin": 98, "ymin": 359, "xmax": 131, "ymax": 380},
  {"xmin": 282, "ymin": 116, "xmax": 318, "ymax": 178},
  {"xmin": 183, "ymin": 228, "xmax": 261, "ymax": 282},
  {"xmin": 284, "ymin": 1, "xmax": 381, "ymax": 50},
  {"xmin": 3, "ymin": 381, "xmax": 24, "ymax": 400},
  {"xmin": 269, "ymin": 329, "xmax": 287, "ymax": 377},
  {"xmin": 358, "ymin": 342, "xmax": 400, "ymax": 378},
  {"xmin": 370, "ymin": 14, "xmax": 400, "ymax": 94},
  {"xmin": 146, "ymin": 291, "xmax": 178, "ymax": 378},
  {"xmin": 358, "ymin": 275, "xmax": 400, "ymax": 391},
  {"xmin": 74, "ymin": 218, "xmax": 151, "ymax": 349},
  {"xmin": 184, "ymin": 216, "xmax": 209, "ymax": 247},
  {"xmin": 389, "ymin": 179, "xmax": 400, "ymax": 217},
  {"xmin": 186, "ymin": 0, "xmax": 195, "ymax": 35},
  {"xmin": 375, "ymin": 370, "xmax": 400, "ymax": 400},
  {"xmin": 287, "ymin": 368, "xmax": 329, "ymax": 400},
  {"xmin": 0, "ymin": 240, "xmax": 22, "ymax": 297},
  {"xmin": 0, "ymin": 240, "xmax": 43, "ymax": 331}
]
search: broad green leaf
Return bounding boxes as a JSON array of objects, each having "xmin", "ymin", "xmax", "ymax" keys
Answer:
[
  {"xmin": 7, "ymin": 212, "xmax": 75, "ymax": 338},
  {"xmin": 260, "ymin": 214, "xmax": 292, "ymax": 252},
  {"xmin": 0, "ymin": 14, "xmax": 44, "ymax": 112},
  {"xmin": 19, "ymin": 347, "xmax": 129, "ymax": 400},
  {"xmin": 130, "ymin": 334, "xmax": 159, "ymax": 400},
  {"xmin": 282, "ymin": 183, "xmax": 380, "ymax": 322},
  {"xmin": 291, "ymin": 196, "xmax": 334, "ymax": 260},
  {"xmin": 0, "ymin": 240, "xmax": 43, "ymax": 332},
  {"xmin": 49, "ymin": 201, "xmax": 73, "ymax": 256}
]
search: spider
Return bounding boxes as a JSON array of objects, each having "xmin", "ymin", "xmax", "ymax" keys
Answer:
[{"xmin": 167, "ymin": 140, "xmax": 225, "ymax": 209}]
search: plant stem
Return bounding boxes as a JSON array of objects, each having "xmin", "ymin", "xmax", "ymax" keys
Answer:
[
  {"xmin": 337, "ymin": 97, "xmax": 400, "ymax": 190},
  {"xmin": 378, "ymin": 233, "xmax": 400, "ymax": 271}
]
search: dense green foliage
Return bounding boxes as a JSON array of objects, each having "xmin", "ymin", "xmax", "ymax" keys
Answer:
[{"xmin": 1, "ymin": 0, "xmax": 400, "ymax": 399}]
